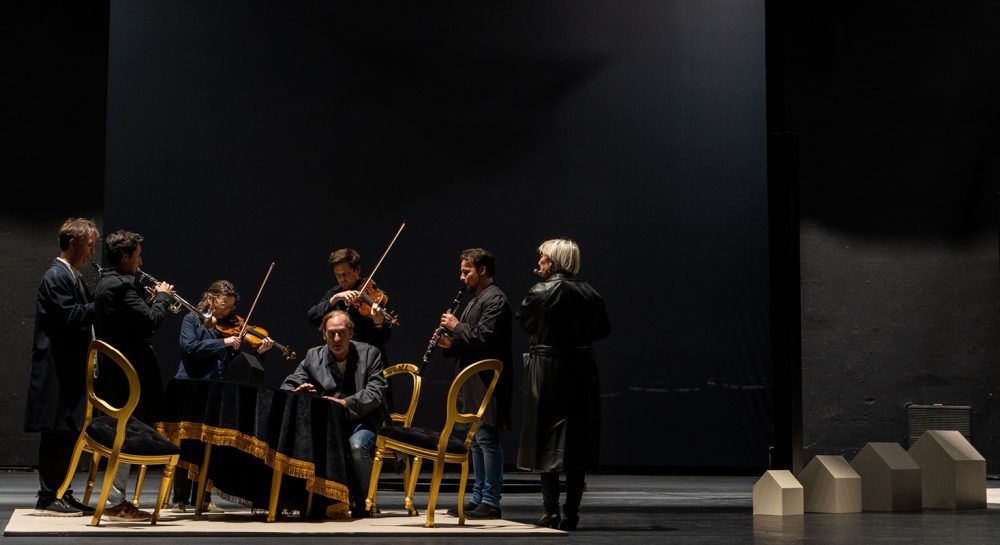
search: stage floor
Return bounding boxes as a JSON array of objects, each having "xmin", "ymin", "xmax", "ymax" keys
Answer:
[{"xmin": 0, "ymin": 470, "xmax": 997, "ymax": 544}]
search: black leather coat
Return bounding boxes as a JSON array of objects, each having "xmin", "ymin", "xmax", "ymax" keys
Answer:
[{"xmin": 515, "ymin": 273, "xmax": 610, "ymax": 472}]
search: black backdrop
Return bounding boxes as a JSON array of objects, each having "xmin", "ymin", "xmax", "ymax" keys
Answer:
[{"xmin": 102, "ymin": 0, "xmax": 769, "ymax": 470}]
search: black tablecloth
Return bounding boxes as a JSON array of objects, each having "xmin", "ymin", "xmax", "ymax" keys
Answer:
[{"xmin": 156, "ymin": 378, "xmax": 353, "ymax": 518}]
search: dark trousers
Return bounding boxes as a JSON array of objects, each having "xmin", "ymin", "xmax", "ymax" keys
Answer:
[
  {"xmin": 37, "ymin": 431, "xmax": 78, "ymax": 503},
  {"xmin": 540, "ymin": 471, "xmax": 585, "ymax": 516},
  {"xmin": 172, "ymin": 466, "xmax": 211, "ymax": 505}
]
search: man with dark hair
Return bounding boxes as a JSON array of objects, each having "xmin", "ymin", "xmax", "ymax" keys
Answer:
[
  {"xmin": 307, "ymin": 248, "xmax": 392, "ymax": 357},
  {"xmin": 25, "ymin": 218, "xmax": 101, "ymax": 516},
  {"xmin": 93, "ymin": 229, "xmax": 174, "ymax": 521},
  {"xmin": 437, "ymin": 248, "xmax": 513, "ymax": 519}
]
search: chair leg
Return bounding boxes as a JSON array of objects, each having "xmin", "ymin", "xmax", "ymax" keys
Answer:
[
  {"xmin": 83, "ymin": 451, "xmax": 100, "ymax": 505},
  {"xmin": 152, "ymin": 462, "xmax": 177, "ymax": 525},
  {"xmin": 133, "ymin": 464, "xmax": 147, "ymax": 507},
  {"xmin": 195, "ymin": 443, "xmax": 213, "ymax": 516},
  {"xmin": 267, "ymin": 466, "xmax": 282, "ymax": 522},
  {"xmin": 91, "ymin": 454, "xmax": 122, "ymax": 526},
  {"xmin": 365, "ymin": 439, "xmax": 385, "ymax": 516},
  {"xmin": 402, "ymin": 457, "xmax": 418, "ymax": 516},
  {"xmin": 405, "ymin": 457, "xmax": 423, "ymax": 517},
  {"xmin": 424, "ymin": 454, "xmax": 446, "ymax": 528},
  {"xmin": 456, "ymin": 460, "xmax": 470, "ymax": 525},
  {"xmin": 55, "ymin": 436, "xmax": 88, "ymax": 502}
]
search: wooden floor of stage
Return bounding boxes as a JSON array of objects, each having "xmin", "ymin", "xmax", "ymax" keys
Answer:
[{"xmin": 0, "ymin": 469, "xmax": 997, "ymax": 543}]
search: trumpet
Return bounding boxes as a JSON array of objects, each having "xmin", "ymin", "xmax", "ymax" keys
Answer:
[{"xmin": 134, "ymin": 268, "xmax": 217, "ymax": 330}]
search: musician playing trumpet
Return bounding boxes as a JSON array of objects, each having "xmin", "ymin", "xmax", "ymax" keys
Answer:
[{"xmin": 92, "ymin": 229, "xmax": 173, "ymax": 522}]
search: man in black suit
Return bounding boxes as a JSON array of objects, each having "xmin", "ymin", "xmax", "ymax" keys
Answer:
[{"xmin": 24, "ymin": 218, "xmax": 100, "ymax": 516}]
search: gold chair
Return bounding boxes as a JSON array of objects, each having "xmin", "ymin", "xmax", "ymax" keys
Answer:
[
  {"xmin": 56, "ymin": 339, "xmax": 180, "ymax": 526},
  {"xmin": 364, "ymin": 358, "xmax": 502, "ymax": 527},
  {"xmin": 377, "ymin": 363, "xmax": 423, "ymax": 515}
]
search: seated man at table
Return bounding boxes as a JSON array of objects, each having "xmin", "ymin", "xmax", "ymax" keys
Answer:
[{"xmin": 281, "ymin": 309, "xmax": 389, "ymax": 517}]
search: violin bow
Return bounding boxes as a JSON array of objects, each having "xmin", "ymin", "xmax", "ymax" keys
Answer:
[
  {"xmin": 239, "ymin": 261, "xmax": 276, "ymax": 340},
  {"xmin": 358, "ymin": 221, "xmax": 406, "ymax": 293}
]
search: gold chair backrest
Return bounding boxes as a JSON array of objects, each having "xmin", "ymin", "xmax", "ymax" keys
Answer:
[
  {"xmin": 438, "ymin": 358, "xmax": 503, "ymax": 454},
  {"xmin": 84, "ymin": 339, "xmax": 142, "ymax": 452},
  {"xmin": 383, "ymin": 363, "xmax": 422, "ymax": 427}
]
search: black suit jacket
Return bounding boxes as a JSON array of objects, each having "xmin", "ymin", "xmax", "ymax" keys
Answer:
[{"xmin": 24, "ymin": 259, "xmax": 95, "ymax": 433}]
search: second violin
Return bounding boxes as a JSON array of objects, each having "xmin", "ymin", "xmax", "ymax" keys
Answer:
[
  {"xmin": 343, "ymin": 222, "xmax": 405, "ymax": 328},
  {"xmin": 353, "ymin": 279, "xmax": 400, "ymax": 327}
]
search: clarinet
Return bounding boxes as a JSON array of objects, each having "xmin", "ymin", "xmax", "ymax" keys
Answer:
[{"xmin": 418, "ymin": 287, "xmax": 466, "ymax": 374}]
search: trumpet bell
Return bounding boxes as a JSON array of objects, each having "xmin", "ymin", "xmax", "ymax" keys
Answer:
[
  {"xmin": 202, "ymin": 314, "xmax": 217, "ymax": 330},
  {"xmin": 136, "ymin": 268, "xmax": 215, "ymax": 330}
]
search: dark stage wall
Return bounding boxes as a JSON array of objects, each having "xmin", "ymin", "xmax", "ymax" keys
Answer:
[
  {"xmin": 97, "ymin": 1, "xmax": 770, "ymax": 470},
  {"xmin": 782, "ymin": 3, "xmax": 1000, "ymax": 471},
  {"xmin": 1, "ymin": 1, "xmax": 109, "ymax": 464}
]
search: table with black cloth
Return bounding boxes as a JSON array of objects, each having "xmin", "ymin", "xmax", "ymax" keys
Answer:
[{"xmin": 155, "ymin": 378, "xmax": 353, "ymax": 521}]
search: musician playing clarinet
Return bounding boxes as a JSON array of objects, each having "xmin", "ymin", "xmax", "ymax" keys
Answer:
[
  {"xmin": 307, "ymin": 248, "xmax": 392, "ymax": 359},
  {"xmin": 436, "ymin": 248, "xmax": 512, "ymax": 520}
]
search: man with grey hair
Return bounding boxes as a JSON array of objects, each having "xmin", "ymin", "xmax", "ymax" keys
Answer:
[{"xmin": 282, "ymin": 309, "xmax": 389, "ymax": 518}]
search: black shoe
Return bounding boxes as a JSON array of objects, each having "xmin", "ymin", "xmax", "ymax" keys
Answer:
[
  {"xmin": 559, "ymin": 515, "xmax": 579, "ymax": 531},
  {"xmin": 350, "ymin": 504, "xmax": 367, "ymax": 519},
  {"xmin": 446, "ymin": 501, "xmax": 479, "ymax": 517},
  {"xmin": 33, "ymin": 498, "xmax": 83, "ymax": 517},
  {"xmin": 351, "ymin": 505, "xmax": 380, "ymax": 519},
  {"xmin": 535, "ymin": 512, "xmax": 561, "ymax": 528},
  {"xmin": 62, "ymin": 493, "xmax": 96, "ymax": 516},
  {"xmin": 466, "ymin": 502, "xmax": 502, "ymax": 520}
]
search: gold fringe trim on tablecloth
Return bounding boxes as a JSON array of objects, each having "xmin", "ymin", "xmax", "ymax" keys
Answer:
[{"xmin": 156, "ymin": 421, "xmax": 350, "ymax": 505}]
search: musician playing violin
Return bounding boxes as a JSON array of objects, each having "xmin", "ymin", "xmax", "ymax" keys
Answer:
[
  {"xmin": 177, "ymin": 280, "xmax": 274, "ymax": 381},
  {"xmin": 172, "ymin": 279, "xmax": 274, "ymax": 513},
  {"xmin": 306, "ymin": 248, "xmax": 392, "ymax": 358}
]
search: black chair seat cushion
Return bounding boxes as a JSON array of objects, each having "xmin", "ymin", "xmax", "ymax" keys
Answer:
[
  {"xmin": 378, "ymin": 425, "xmax": 468, "ymax": 455},
  {"xmin": 88, "ymin": 415, "xmax": 181, "ymax": 456}
]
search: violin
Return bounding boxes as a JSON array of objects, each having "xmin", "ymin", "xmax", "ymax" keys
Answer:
[
  {"xmin": 216, "ymin": 314, "xmax": 297, "ymax": 360},
  {"xmin": 352, "ymin": 279, "xmax": 400, "ymax": 327}
]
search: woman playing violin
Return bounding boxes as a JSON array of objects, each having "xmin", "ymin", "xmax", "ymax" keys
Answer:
[
  {"xmin": 306, "ymin": 248, "xmax": 392, "ymax": 358},
  {"xmin": 172, "ymin": 279, "xmax": 274, "ymax": 513},
  {"xmin": 177, "ymin": 280, "xmax": 274, "ymax": 382}
]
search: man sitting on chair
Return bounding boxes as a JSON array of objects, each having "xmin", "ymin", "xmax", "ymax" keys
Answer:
[{"xmin": 280, "ymin": 309, "xmax": 389, "ymax": 517}]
